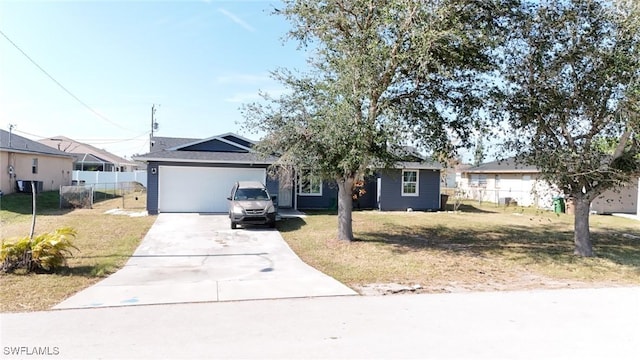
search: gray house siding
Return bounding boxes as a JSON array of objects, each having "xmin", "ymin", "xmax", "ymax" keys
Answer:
[
  {"xmin": 145, "ymin": 161, "xmax": 271, "ymax": 215},
  {"xmin": 296, "ymin": 171, "xmax": 440, "ymax": 211},
  {"xmin": 222, "ymin": 135, "xmax": 253, "ymax": 148},
  {"xmin": 181, "ymin": 140, "xmax": 247, "ymax": 152},
  {"xmin": 297, "ymin": 182, "xmax": 338, "ymax": 210},
  {"xmin": 378, "ymin": 169, "xmax": 441, "ymax": 211},
  {"xmin": 265, "ymin": 177, "xmax": 279, "ymax": 199},
  {"xmin": 353, "ymin": 176, "xmax": 378, "ymax": 209},
  {"xmin": 146, "ymin": 161, "xmax": 161, "ymax": 215}
]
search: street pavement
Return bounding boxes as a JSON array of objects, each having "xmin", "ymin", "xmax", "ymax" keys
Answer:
[
  {"xmin": 54, "ymin": 213, "xmax": 356, "ymax": 309},
  {"xmin": 1, "ymin": 287, "xmax": 639, "ymax": 359}
]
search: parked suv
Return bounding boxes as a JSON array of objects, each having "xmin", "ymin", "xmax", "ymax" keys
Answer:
[{"xmin": 227, "ymin": 181, "xmax": 277, "ymax": 229}]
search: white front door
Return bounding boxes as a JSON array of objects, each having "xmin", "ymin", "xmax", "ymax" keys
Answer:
[{"xmin": 277, "ymin": 181, "xmax": 293, "ymax": 208}]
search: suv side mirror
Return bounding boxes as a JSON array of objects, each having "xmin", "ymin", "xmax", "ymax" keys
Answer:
[
  {"xmin": 226, "ymin": 197, "xmax": 232, "ymax": 201},
  {"xmin": 271, "ymin": 195, "xmax": 277, "ymax": 202}
]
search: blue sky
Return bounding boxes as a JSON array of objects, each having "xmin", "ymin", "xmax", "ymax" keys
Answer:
[{"xmin": 0, "ymin": 0, "xmax": 307, "ymax": 158}]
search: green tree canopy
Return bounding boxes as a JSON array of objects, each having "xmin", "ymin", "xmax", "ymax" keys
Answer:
[
  {"xmin": 242, "ymin": 0, "xmax": 513, "ymax": 241},
  {"xmin": 499, "ymin": 0, "xmax": 640, "ymax": 256}
]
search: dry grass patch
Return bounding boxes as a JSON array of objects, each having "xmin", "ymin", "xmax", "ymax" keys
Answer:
[
  {"xmin": 1, "ymin": 192, "xmax": 155, "ymax": 312},
  {"xmin": 278, "ymin": 202, "xmax": 640, "ymax": 294}
]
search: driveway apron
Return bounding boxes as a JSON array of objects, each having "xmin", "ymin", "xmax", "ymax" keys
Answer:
[{"xmin": 54, "ymin": 213, "xmax": 356, "ymax": 309}]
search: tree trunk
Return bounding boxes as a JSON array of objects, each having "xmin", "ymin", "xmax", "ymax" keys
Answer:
[
  {"xmin": 337, "ymin": 177, "xmax": 354, "ymax": 241},
  {"xmin": 573, "ymin": 195, "xmax": 593, "ymax": 257}
]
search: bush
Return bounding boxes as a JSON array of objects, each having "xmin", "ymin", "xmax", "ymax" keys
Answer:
[{"xmin": 1, "ymin": 227, "xmax": 78, "ymax": 273}]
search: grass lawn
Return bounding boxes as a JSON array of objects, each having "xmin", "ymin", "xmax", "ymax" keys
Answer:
[
  {"xmin": 2, "ymin": 192, "xmax": 639, "ymax": 312},
  {"xmin": 1, "ymin": 191, "xmax": 155, "ymax": 313},
  {"xmin": 278, "ymin": 202, "xmax": 640, "ymax": 294}
]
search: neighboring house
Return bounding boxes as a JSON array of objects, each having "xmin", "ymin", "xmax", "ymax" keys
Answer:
[
  {"xmin": 441, "ymin": 162, "xmax": 472, "ymax": 189},
  {"xmin": 38, "ymin": 136, "xmax": 140, "ymax": 172},
  {"xmin": 134, "ymin": 133, "xmax": 443, "ymax": 215},
  {"xmin": 591, "ymin": 178, "xmax": 639, "ymax": 215},
  {"xmin": 462, "ymin": 158, "xmax": 640, "ymax": 215},
  {"xmin": 461, "ymin": 158, "xmax": 555, "ymax": 208},
  {"xmin": 0, "ymin": 129, "xmax": 74, "ymax": 195}
]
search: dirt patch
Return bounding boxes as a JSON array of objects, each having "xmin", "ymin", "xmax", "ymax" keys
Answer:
[
  {"xmin": 104, "ymin": 209, "xmax": 149, "ymax": 217},
  {"xmin": 354, "ymin": 274, "xmax": 624, "ymax": 296}
]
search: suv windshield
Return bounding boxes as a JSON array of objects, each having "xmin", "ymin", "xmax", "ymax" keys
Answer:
[{"xmin": 233, "ymin": 188, "xmax": 270, "ymax": 201}]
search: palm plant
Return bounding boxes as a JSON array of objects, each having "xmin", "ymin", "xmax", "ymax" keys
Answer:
[{"xmin": 1, "ymin": 227, "xmax": 78, "ymax": 273}]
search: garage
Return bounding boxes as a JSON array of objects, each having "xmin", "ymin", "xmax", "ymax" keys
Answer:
[{"xmin": 158, "ymin": 166, "xmax": 266, "ymax": 213}]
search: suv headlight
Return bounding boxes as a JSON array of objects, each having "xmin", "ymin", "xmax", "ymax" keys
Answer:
[
  {"xmin": 265, "ymin": 203, "xmax": 275, "ymax": 213},
  {"xmin": 232, "ymin": 205, "xmax": 245, "ymax": 214}
]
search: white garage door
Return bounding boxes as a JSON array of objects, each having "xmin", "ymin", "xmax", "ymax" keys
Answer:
[{"xmin": 158, "ymin": 166, "xmax": 266, "ymax": 213}]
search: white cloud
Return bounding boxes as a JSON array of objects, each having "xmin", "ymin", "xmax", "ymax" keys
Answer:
[{"xmin": 218, "ymin": 8, "xmax": 255, "ymax": 32}]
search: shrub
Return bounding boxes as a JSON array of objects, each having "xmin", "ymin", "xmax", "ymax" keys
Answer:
[{"xmin": 1, "ymin": 227, "xmax": 78, "ymax": 273}]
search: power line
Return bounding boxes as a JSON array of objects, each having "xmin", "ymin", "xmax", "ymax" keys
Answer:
[{"xmin": 0, "ymin": 28, "xmax": 135, "ymax": 132}]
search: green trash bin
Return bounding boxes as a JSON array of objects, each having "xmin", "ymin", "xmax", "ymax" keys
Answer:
[{"xmin": 553, "ymin": 197, "xmax": 565, "ymax": 214}]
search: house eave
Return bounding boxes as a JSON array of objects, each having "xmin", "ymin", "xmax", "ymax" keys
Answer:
[
  {"xmin": 133, "ymin": 157, "xmax": 274, "ymax": 165},
  {"xmin": 0, "ymin": 148, "xmax": 74, "ymax": 159}
]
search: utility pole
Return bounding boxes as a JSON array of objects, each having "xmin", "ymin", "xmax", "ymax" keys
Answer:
[{"xmin": 150, "ymin": 104, "xmax": 159, "ymax": 151}]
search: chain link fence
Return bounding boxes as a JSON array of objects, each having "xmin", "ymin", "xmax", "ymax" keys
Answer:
[
  {"xmin": 442, "ymin": 187, "xmax": 554, "ymax": 209},
  {"xmin": 60, "ymin": 182, "xmax": 146, "ymax": 209}
]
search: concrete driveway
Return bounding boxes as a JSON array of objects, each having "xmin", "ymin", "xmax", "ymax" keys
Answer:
[{"xmin": 54, "ymin": 213, "xmax": 356, "ymax": 309}]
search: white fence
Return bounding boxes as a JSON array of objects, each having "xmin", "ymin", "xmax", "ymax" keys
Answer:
[
  {"xmin": 72, "ymin": 170, "xmax": 147, "ymax": 188},
  {"xmin": 442, "ymin": 187, "xmax": 555, "ymax": 209}
]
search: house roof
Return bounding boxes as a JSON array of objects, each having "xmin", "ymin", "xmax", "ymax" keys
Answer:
[
  {"xmin": 71, "ymin": 153, "xmax": 110, "ymax": 164},
  {"xmin": 0, "ymin": 130, "xmax": 73, "ymax": 158},
  {"xmin": 150, "ymin": 136, "xmax": 200, "ymax": 152},
  {"xmin": 38, "ymin": 136, "xmax": 137, "ymax": 166},
  {"xmin": 136, "ymin": 133, "xmax": 439, "ymax": 168},
  {"xmin": 135, "ymin": 133, "xmax": 277, "ymax": 164},
  {"xmin": 464, "ymin": 158, "xmax": 539, "ymax": 174}
]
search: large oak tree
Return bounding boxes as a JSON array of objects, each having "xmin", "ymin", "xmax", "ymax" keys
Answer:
[
  {"xmin": 242, "ymin": 0, "xmax": 513, "ymax": 240},
  {"xmin": 500, "ymin": 0, "xmax": 640, "ymax": 256}
]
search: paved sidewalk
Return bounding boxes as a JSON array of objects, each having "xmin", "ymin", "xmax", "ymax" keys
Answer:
[
  {"xmin": 2, "ymin": 287, "xmax": 639, "ymax": 359},
  {"xmin": 54, "ymin": 213, "xmax": 355, "ymax": 309}
]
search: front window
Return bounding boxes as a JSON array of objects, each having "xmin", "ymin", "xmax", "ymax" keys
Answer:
[
  {"xmin": 402, "ymin": 170, "xmax": 419, "ymax": 196},
  {"xmin": 32, "ymin": 158, "xmax": 38, "ymax": 174},
  {"xmin": 299, "ymin": 171, "xmax": 322, "ymax": 196},
  {"xmin": 471, "ymin": 174, "xmax": 487, "ymax": 187}
]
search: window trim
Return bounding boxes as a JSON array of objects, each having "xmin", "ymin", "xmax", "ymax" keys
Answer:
[
  {"xmin": 401, "ymin": 169, "xmax": 419, "ymax": 197},
  {"xmin": 298, "ymin": 171, "xmax": 323, "ymax": 197},
  {"xmin": 470, "ymin": 174, "xmax": 487, "ymax": 187}
]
